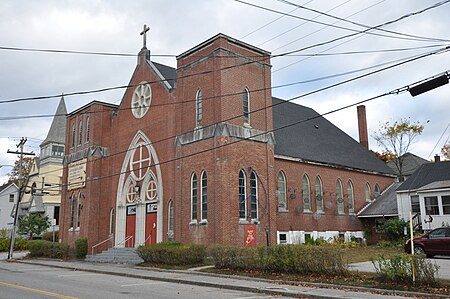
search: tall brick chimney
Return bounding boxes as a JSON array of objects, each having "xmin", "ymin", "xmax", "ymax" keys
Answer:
[
  {"xmin": 434, "ymin": 154, "xmax": 441, "ymax": 162},
  {"xmin": 357, "ymin": 105, "xmax": 369, "ymax": 149}
]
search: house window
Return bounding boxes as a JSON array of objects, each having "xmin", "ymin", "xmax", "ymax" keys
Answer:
[
  {"xmin": 442, "ymin": 196, "xmax": 450, "ymax": 215},
  {"xmin": 9, "ymin": 194, "xmax": 14, "ymax": 203},
  {"xmin": 302, "ymin": 174, "xmax": 311, "ymax": 212},
  {"xmin": 85, "ymin": 117, "xmax": 90, "ymax": 143},
  {"xmin": 168, "ymin": 200, "xmax": 174, "ymax": 238},
  {"xmin": 424, "ymin": 196, "xmax": 439, "ymax": 215},
  {"xmin": 277, "ymin": 171, "xmax": 287, "ymax": 211},
  {"xmin": 54, "ymin": 206, "xmax": 60, "ymax": 225},
  {"xmin": 201, "ymin": 171, "xmax": 208, "ymax": 221},
  {"xmin": 315, "ymin": 176, "xmax": 324, "ymax": 213},
  {"xmin": 243, "ymin": 88, "xmax": 250, "ymax": 125},
  {"xmin": 250, "ymin": 171, "xmax": 258, "ymax": 220},
  {"xmin": 410, "ymin": 195, "xmax": 420, "ymax": 214},
  {"xmin": 78, "ymin": 120, "xmax": 83, "ymax": 146},
  {"xmin": 279, "ymin": 233, "xmax": 287, "ymax": 244},
  {"xmin": 71, "ymin": 124, "xmax": 76, "ymax": 148},
  {"xmin": 77, "ymin": 193, "xmax": 82, "ymax": 228},
  {"xmin": 191, "ymin": 173, "xmax": 197, "ymax": 221},
  {"xmin": 69, "ymin": 195, "xmax": 75, "ymax": 229},
  {"xmin": 374, "ymin": 184, "xmax": 381, "ymax": 199},
  {"xmin": 347, "ymin": 180, "xmax": 355, "ymax": 214},
  {"xmin": 196, "ymin": 89, "xmax": 203, "ymax": 128},
  {"xmin": 365, "ymin": 183, "xmax": 371, "ymax": 202},
  {"xmin": 239, "ymin": 170, "xmax": 247, "ymax": 219},
  {"xmin": 336, "ymin": 179, "xmax": 344, "ymax": 214}
]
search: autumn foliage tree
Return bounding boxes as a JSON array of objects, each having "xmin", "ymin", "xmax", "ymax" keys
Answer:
[
  {"xmin": 373, "ymin": 118, "xmax": 424, "ymax": 181},
  {"xmin": 7, "ymin": 157, "xmax": 34, "ymax": 188},
  {"xmin": 442, "ymin": 143, "xmax": 449, "ymax": 160}
]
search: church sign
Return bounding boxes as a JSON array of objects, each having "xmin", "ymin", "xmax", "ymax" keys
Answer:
[{"xmin": 67, "ymin": 158, "xmax": 87, "ymax": 190}]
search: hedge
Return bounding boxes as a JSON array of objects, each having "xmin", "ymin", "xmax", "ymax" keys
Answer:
[
  {"xmin": 28, "ymin": 240, "xmax": 70, "ymax": 259},
  {"xmin": 0, "ymin": 238, "xmax": 29, "ymax": 252},
  {"xmin": 137, "ymin": 241, "xmax": 206, "ymax": 265}
]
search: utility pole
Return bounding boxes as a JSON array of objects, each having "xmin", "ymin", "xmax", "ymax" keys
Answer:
[{"xmin": 7, "ymin": 137, "xmax": 35, "ymax": 259}]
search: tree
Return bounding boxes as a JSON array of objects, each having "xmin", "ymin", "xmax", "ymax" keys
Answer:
[
  {"xmin": 17, "ymin": 214, "xmax": 50, "ymax": 239},
  {"xmin": 7, "ymin": 157, "xmax": 34, "ymax": 188},
  {"xmin": 373, "ymin": 118, "xmax": 424, "ymax": 181},
  {"xmin": 442, "ymin": 143, "xmax": 449, "ymax": 161}
]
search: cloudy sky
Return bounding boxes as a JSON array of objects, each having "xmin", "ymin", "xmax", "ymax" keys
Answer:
[{"xmin": 1, "ymin": 0, "xmax": 449, "ymax": 184}]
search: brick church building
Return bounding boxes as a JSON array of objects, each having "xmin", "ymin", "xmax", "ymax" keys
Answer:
[{"xmin": 60, "ymin": 32, "xmax": 395, "ymax": 251}]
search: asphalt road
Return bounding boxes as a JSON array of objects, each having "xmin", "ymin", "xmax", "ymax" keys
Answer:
[{"xmin": 0, "ymin": 262, "xmax": 290, "ymax": 299}]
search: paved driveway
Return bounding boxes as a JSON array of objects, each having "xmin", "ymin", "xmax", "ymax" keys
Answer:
[{"xmin": 350, "ymin": 256, "xmax": 450, "ymax": 280}]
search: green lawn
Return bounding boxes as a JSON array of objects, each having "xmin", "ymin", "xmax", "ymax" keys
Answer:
[{"xmin": 343, "ymin": 245, "xmax": 403, "ymax": 264}]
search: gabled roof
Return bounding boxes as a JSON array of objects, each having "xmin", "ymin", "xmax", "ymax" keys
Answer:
[
  {"xmin": 358, "ymin": 182, "xmax": 401, "ymax": 217},
  {"xmin": 397, "ymin": 161, "xmax": 450, "ymax": 191},
  {"xmin": 272, "ymin": 98, "xmax": 395, "ymax": 175},
  {"xmin": 387, "ymin": 152, "xmax": 429, "ymax": 177},
  {"xmin": 41, "ymin": 97, "xmax": 67, "ymax": 147}
]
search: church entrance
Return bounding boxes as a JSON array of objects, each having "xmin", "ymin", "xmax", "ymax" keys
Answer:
[
  {"xmin": 125, "ymin": 205, "xmax": 136, "ymax": 247},
  {"xmin": 146, "ymin": 203, "xmax": 157, "ymax": 245}
]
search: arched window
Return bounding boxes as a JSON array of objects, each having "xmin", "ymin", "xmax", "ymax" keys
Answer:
[
  {"xmin": 201, "ymin": 171, "xmax": 208, "ymax": 221},
  {"xmin": 109, "ymin": 208, "xmax": 115, "ymax": 235},
  {"xmin": 196, "ymin": 89, "xmax": 203, "ymax": 128},
  {"xmin": 71, "ymin": 124, "xmax": 76, "ymax": 148},
  {"xmin": 191, "ymin": 173, "xmax": 197, "ymax": 221},
  {"xmin": 302, "ymin": 174, "xmax": 311, "ymax": 212},
  {"xmin": 69, "ymin": 195, "xmax": 75, "ymax": 228},
  {"xmin": 250, "ymin": 171, "xmax": 258, "ymax": 220},
  {"xmin": 78, "ymin": 120, "xmax": 83, "ymax": 145},
  {"xmin": 239, "ymin": 170, "xmax": 247, "ymax": 219},
  {"xmin": 243, "ymin": 88, "xmax": 250, "ymax": 125},
  {"xmin": 168, "ymin": 200, "xmax": 174, "ymax": 240},
  {"xmin": 85, "ymin": 117, "xmax": 90, "ymax": 143},
  {"xmin": 347, "ymin": 180, "xmax": 355, "ymax": 214},
  {"xmin": 336, "ymin": 179, "xmax": 344, "ymax": 214},
  {"xmin": 374, "ymin": 184, "xmax": 381, "ymax": 199},
  {"xmin": 277, "ymin": 171, "xmax": 287, "ymax": 211},
  {"xmin": 365, "ymin": 183, "xmax": 371, "ymax": 202},
  {"xmin": 77, "ymin": 193, "xmax": 82, "ymax": 228},
  {"xmin": 315, "ymin": 176, "xmax": 324, "ymax": 213}
]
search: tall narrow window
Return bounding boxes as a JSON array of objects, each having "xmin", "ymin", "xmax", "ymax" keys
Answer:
[
  {"xmin": 71, "ymin": 124, "xmax": 76, "ymax": 148},
  {"xmin": 201, "ymin": 171, "xmax": 208, "ymax": 221},
  {"xmin": 78, "ymin": 120, "xmax": 83, "ymax": 145},
  {"xmin": 243, "ymin": 88, "xmax": 250, "ymax": 125},
  {"xmin": 336, "ymin": 179, "xmax": 344, "ymax": 214},
  {"xmin": 410, "ymin": 195, "xmax": 420, "ymax": 214},
  {"xmin": 168, "ymin": 200, "xmax": 174, "ymax": 238},
  {"xmin": 77, "ymin": 193, "xmax": 82, "ymax": 228},
  {"xmin": 277, "ymin": 171, "xmax": 287, "ymax": 211},
  {"xmin": 250, "ymin": 171, "xmax": 258, "ymax": 220},
  {"xmin": 85, "ymin": 117, "xmax": 90, "ymax": 143},
  {"xmin": 315, "ymin": 176, "xmax": 324, "ymax": 213},
  {"xmin": 365, "ymin": 183, "xmax": 371, "ymax": 202},
  {"xmin": 302, "ymin": 174, "xmax": 311, "ymax": 212},
  {"xmin": 69, "ymin": 195, "xmax": 75, "ymax": 228},
  {"xmin": 347, "ymin": 180, "xmax": 355, "ymax": 214},
  {"xmin": 109, "ymin": 208, "xmax": 115, "ymax": 235},
  {"xmin": 239, "ymin": 170, "xmax": 247, "ymax": 219},
  {"xmin": 191, "ymin": 173, "xmax": 197, "ymax": 221},
  {"xmin": 374, "ymin": 184, "xmax": 381, "ymax": 199},
  {"xmin": 196, "ymin": 89, "xmax": 203, "ymax": 128},
  {"xmin": 9, "ymin": 194, "xmax": 14, "ymax": 203}
]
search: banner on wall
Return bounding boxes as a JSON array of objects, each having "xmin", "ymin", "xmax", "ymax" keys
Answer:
[{"xmin": 244, "ymin": 224, "xmax": 256, "ymax": 246}]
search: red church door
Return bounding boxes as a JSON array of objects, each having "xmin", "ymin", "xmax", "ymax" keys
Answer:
[
  {"xmin": 145, "ymin": 203, "xmax": 157, "ymax": 245},
  {"xmin": 125, "ymin": 205, "xmax": 136, "ymax": 248}
]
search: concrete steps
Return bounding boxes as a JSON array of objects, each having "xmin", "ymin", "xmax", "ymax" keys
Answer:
[{"xmin": 85, "ymin": 247, "xmax": 144, "ymax": 264}]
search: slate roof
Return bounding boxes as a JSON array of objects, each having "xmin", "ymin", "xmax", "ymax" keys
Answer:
[
  {"xmin": 272, "ymin": 97, "xmax": 395, "ymax": 175},
  {"xmin": 152, "ymin": 61, "xmax": 176, "ymax": 90},
  {"xmin": 41, "ymin": 97, "xmax": 67, "ymax": 147},
  {"xmin": 387, "ymin": 152, "xmax": 429, "ymax": 177},
  {"xmin": 358, "ymin": 182, "xmax": 401, "ymax": 217},
  {"xmin": 397, "ymin": 161, "xmax": 450, "ymax": 191}
]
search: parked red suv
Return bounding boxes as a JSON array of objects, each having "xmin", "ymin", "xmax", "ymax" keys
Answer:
[{"xmin": 404, "ymin": 227, "xmax": 450, "ymax": 258}]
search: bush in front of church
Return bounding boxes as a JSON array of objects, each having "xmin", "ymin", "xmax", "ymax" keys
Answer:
[
  {"xmin": 75, "ymin": 238, "xmax": 88, "ymax": 258},
  {"xmin": 28, "ymin": 240, "xmax": 70, "ymax": 259},
  {"xmin": 137, "ymin": 241, "xmax": 206, "ymax": 265}
]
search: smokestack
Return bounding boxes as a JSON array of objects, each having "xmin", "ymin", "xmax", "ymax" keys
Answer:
[
  {"xmin": 434, "ymin": 154, "xmax": 441, "ymax": 162},
  {"xmin": 357, "ymin": 105, "xmax": 369, "ymax": 149}
]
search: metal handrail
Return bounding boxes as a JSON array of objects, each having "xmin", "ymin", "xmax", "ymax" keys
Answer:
[
  {"xmin": 117, "ymin": 235, "xmax": 133, "ymax": 247},
  {"xmin": 91, "ymin": 235, "xmax": 113, "ymax": 256},
  {"xmin": 144, "ymin": 233, "xmax": 152, "ymax": 246}
]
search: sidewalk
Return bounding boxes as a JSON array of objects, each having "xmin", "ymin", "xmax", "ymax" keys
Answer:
[{"xmin": 9, "ymin": 258, "xmax": 449, "ymax": 299}]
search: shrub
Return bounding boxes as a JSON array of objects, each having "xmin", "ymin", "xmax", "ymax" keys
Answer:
[
  {"xmin": 28, "ymin": 240, "xmax": 70, "ymax": 259},
  {"xmin": 75, "ymin": 238, "xmax": 88, "ymax": 258},
  {"xmin": 209, "ymin": 244, "xmax": 348, "ymax": 276},
  {"xmin": 371, "ymin": 254, "xmax": 439, "ymax": 286},
  {"xmin": 137, "ymin": 242, "xmax": 205, "ymax": 265},
  {"xmin": 42, "ymin": 231, "xmax": 59, "ymax": 242},
  {"xmin": 0, "ymin": 238, "xmax": 28, "ymax": 252},
  {"xmin": 379, "ymin": 218, "xmax": 407, "ymax": 242},
  {"xmin": 0, "ymin": 238, "xmax": 8, "ymax": 252}
]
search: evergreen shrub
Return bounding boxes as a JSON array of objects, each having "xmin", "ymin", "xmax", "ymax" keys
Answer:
[
  {"xmin": 75, "ymin": 238, "xmax": 88, "ymax": 258},
  {"xmin": 28, "ymin": 240, "xmax": 70, "ymax": 259},
  {"xmin": 137, "ymin": 241, "xmax": 205, "ymax": 265}
]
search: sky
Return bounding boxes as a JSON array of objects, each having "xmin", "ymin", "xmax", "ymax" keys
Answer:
[{"xmin": 0, "ymin": 0, "xmax": 449, "ymax": 184}]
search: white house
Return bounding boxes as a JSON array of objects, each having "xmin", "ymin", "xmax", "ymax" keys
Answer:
[
  {"xmin": 0, "ymin": 183, "xmax": 19, "ymax": 231},
  {"xmin": 397, "ymin": 160, "xmax": 450, "ymax": 231}
]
